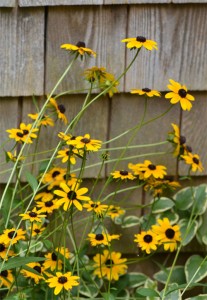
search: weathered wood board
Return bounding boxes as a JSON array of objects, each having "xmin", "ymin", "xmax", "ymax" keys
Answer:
[
  {"xmin": 124, "ymin": 4, "xmax": 207, "ymax": 91},
  {"xmin": 0, "ymin": 0, "xmax": 16, "ymax": 6},
  {"xmin": 45, "ymin": 6, "xmax": 127, "ymax": 94},
  {"xmin": 0, "ymin": 7, "xmax": 44, "ymax": 96},
  {"xmin": 19, "ymin": 0, "xmax": 103, "ymax": 6}
]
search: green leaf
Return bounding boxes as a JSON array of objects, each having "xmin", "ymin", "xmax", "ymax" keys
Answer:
[
  {"xmin": 152, "ymin": 197, "xmax": 175, "ymax": 213},
  {"xmin": 196, "ymin": 214, "xmax": 207, "ymax": 245},
  {"xmin": 158, "ymin": 210, "xmax": 179, "ymax": 224},
  {"xmin": 79, "ymin": 277, "xmax": 103, "ymax": 298},
  {"xmin": 121, "ymin": 215, "xmax": 140, "ymax": 228},
  {"xmin": 162, "ymin": 283, "xmax": 182, "ymax": 300},
  {"xmin": 185, "ymin": 255, "xmax": 207, "ymax": 284},
  {"xmin": 179, "ymin": 219, "xmax": 198, "ymax": 246},
  {"xmin": 154, "ymin": 266, "xmax": 186, "ymax": 285},
  {"xmin": 136, "ymin": 288, "xmax": 160, "ymax": 297},
  {"xmin": 193, "ymin": 184, "xmax": 207, "ymax": 215},
  {"xmin": 174, "ymin": 187, "xmax": 194, "ymax": 210},
  {"xmin": 102, "ymin": 293, "xmax": 116, "ymax": 300},
  {"xmin": 25, "ymin": 171, "xmax": 38, "ymax": 192},
  {"xmin": 0, "ymin": 256, "xmax": 45, "ymax": 271},
  {"xmin": 186, "ymin": 295, "xmax": 207, "ymax": 300},
  {"xmin": 127, "ymin": 272, "xmax": 148, "ymax": 288}
]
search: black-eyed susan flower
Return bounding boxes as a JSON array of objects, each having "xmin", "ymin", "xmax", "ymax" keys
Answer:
[
  {"xmin": 122, "ymin": 36, "xmax": 158, "ymax": 51},
  {"xmin": 34, "ymin": 189, "xmax": 54, "ymax": 202},
  {"xmin": 137, "ymin": 160, "xmax": 167, "ymax": 179},
  {"xmin": 6, "ymin": 150, "xmax": 25, "ymax": 162},
  {"xmin": 36, "ymin": 199, "xmax": 60, "ymax": 214},
  {"xmin": 181, "ymin": 153, "xmax": 204, "ymax": 172},
  {"xmin": 29, "ymin": 223, "xmax": 46, "ymax": 237},
  {"xmin": 83, "ymin": 200, "xmax": 108, "ymax": 217},
  {"xmin": 0, "ymin": 270, "xmax": 14, "ymax": 288},
  {"xmin": 84, "ymin": 66, "xmax": 107, "ymax": 83},
  {"xmin": 21, "ymin": 262, "xmax": 44, "ymax": 284},
  {"xmin": 88, "ymin": 232, "xmax": 120, "ymax": 247},
  {"xmin": 49, "ymin": 98, "xmax": 68, "ymax": 124},
  {"xmin": 93, "ymin": 250, "xmax": 127, "ymax": 281},
  {"xmin": 111, "ymin": 170, "xmax": 136, "ymax": 181},
  {"xmin": 19, "ymin": 207, "xmax": 46, "ymax": 223},
  {"xmin": 131, "ymin": 88, "xmax": 161, "ymax": 98},
  {"xmin": 61, "ymin": 41, "xmax": 96, "ymax": 58},
  {"xmin": 6, "ymin": 123, "xmax": 38, "ymax": 144},
  {"xmin": 28, "ymin": 113, "xmax": 54, "ymax": 127},
  {"xmin": 46, "ymin": 271, "xmax": 80, "ymax": 295},
  {"xmin": 165, "ymin": 79, "xmax": 195, "ymax": 111},
  {"xmin": 0, "ymin": 243, "xmax": 15, "ymax": 260},
  {"xmin": 128, "ymin": 162, "xmax": 145, "ymax": 180},
  {"xmin": 41, "ymin": 167, "xmax": 66, "ymax": 190},
  {"xmin": 134, "ymin": 230, "xmax": 159, "ymax": 254},
  {"xmin": 56, "ymin": 148, "xmax": 78, "ymax": 165},
  {"xmin": 54, "ymin": 182, "xmax": 90, "ymax": 211},
  {"xmin": 63, "ymin": 173, "xmax": 81, "ymax": 187},
  {"xmin": 43, "ymin": 247, "xmax": 70, "ymax": 271},
  {"xmin": 152, "ymin": 218, "xmax": 181, "ymax": 252},
  {"xmin": 168, "ymin": 123, "xmax": 187, "ymax": 157},
  {"xmin": 99, "ymin": 71, "xmax": 119, "ymax": 98},
  {"xmin": 67, "ymin": 134, "xmax": 102, "ymax": 152},
  {"xmin": 144, "ymin": 177, "xmax": 181, "ymax": 197},
  {"xmin": 106, "ymin": 205, "xmax": 125, "ymax": 220},
  {"xmin": 0, "ymin": 228, "xmax": 26, "ymax": 245}
]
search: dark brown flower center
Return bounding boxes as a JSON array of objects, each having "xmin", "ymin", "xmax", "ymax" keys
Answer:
[
  {"xmin": 8, "ymin": 231, "xmax": 17, "ymax": 239},
  {"xmin": 185, "ymin": 145, "xmax": 192, "ymax": 153},
  {"xmin": 52, "ymin": 171, "xmax": 60, "ymax": 178},
  {"xmin": 110, "ymin": 208, "xmax": 118, "ymax": 213},
  {"xmin": 23, "ymin": 130, "xmax": 29, "ymax": 135},
  {"xmin": 58, "ymin": 104, "xmax": 66, "ymax": 114},
  {"xmin": 33, "ymin": 266, "xmax": 41, "ymax": 273},
  {"xmin": 105, "ymin": 259, "xmax": 114, "ymax": 267},
  {"xmin": 17, "ymin": 132, "xmax": 24, "ymax": 138},
  {"xmin": 193, "ymin": 157, "xmax": 199, "ymax": 165},
  {"xmin": 0, "ymin": 270, "xmax": 8, "ymax": 277},
  {"xmin": 91, "ymin": 203, "xmax": 98, "ymax": 208},
  {"xmin": 34, "ymin": 229, "xmax": 41, "ymax": 234},
  {"xmin": 29, "ymin": 212, "xmax": 37, "ymax": 218},
  {"xmin": 136, "ymin": 36, "xmax": 146, "ymax": 43},
  {"xmin": 67, "ymin": 191, "xmax": 77, "ymax": 200},
  {"xmin": 45, "ymin": 200, "xmax": 53, "ymax": 207},
  {"xmin": 142, "ymin": 88, "xmax": 151, "ymax": 92},
  {"xmin": 81, "ymin": 138, "xmax": 90, "ymax": 144},
  {"xmin": 178, "ymin": 89, "xmax": 187, "ymax": 98},
  {"xmin": 58, "ymin": 276, "xmax": 68, "ymax": 284},
  {"xmin": 0, "ymin": 244, "xmax": 6, "ymax": 252},
  {"xmin": 76, "ymin": 41, "xmax": 86, "ymax": 48},
  {"xmin": 180, "ymin": 135, "xmax": 186, "ymax": 145},
  {"xmin": 165, "ymin": 228, "xmax": 175, "ymax": 239},
  {"xmin": 119, "ymin": 170, "xmax": 128, "ymax": 176},
  {"xmin": 95, "ymin": 234, "xmax": 104, "ymax": 241},
  {"xmin": 148, "ymin": 164, "xmax": 156, "ymax": 170},
  {"xmin": 143, "ymin": 234, "xmax": 153, "ymax": 243},
  {"xmin": 52, "ymin": 252, "xmax": 57, "ymax": 261}
]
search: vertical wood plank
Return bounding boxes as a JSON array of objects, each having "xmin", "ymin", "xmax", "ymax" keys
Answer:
[
  {"xmin": 0, "ymin": 7, "xmax": 44, "ymax": 96},
  {"xmin": 0, "ymin": 98, "xmax": 19, "ymax": 183},
  {"xmin": 0, "ymin": 0, "xmax": 16, "ymax": 7},
  {"xmin": 124, "ymin": 4, "xmax": 207, "ymax": 92},
  {"xmin": 108, "ymin": 93, "xmax": 180, "ymax": 176},
  {"xmin": 45, "ymin": 6, "xmax": 127, "ymax": 94}
]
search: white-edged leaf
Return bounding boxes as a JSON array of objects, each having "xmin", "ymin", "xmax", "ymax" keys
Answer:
[
  {"xmin": 154, "ymin": 266, "xmax": 186, "ymax": 285},
  {"xmin": 127, "ymin": 272, "xmax": 148, "ymax": 288},
  {"xmin": 196, "ymin": 214, "xmax": 207, "ymax": 245},
  {"xmin": 157, "ymin": 211, "xmax": 179, "ymax": 224},
  {"xmin": 185, "ymin": 295, "xmax": 207, "ymax": 300},
  {"xmin": 161, "ymin": 283, "xmax": 182, "ymax": 300},
  {"xmin": 193, "ymin": 184, "xmax": 207, "ymax": 215},
  {"xmin": 174, "ymin": 187, "xmax": 195, "ymax": 210},
  {"xmin": 121, "ymin": 215, "xmax": 140, "ymax": 228},
  {"xmin": 185, "ymin": 255, "xmax": 207, "ymax": 284},
  {"xmin": 179, "ymin": 219, "xmax": 198, "ymax": 246},
  {"xmin": 152, "ymin": 197, "xmax": 174, "ymax": 213}
]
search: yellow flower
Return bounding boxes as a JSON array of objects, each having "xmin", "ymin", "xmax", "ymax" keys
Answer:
[
  {"xmin": 43, "ymin": 247, "xmax": 70, "ymax": 271},
  {"xmin": 144, "ymin": 177, "xmax": 181, "ymax": 197},
  {"xmin": 61, "ymin": 41, "xmax": 96, "ymax": 58},
  {"xmin": 88, "ymin": 232, "xmax": 120, "ymax": 247},
  {"xmin": 99, "ymin": 71, "xmax": 119, "ymax": 98},
  {"xmin": 131, "ymin": 88, "xmax": 161, "ymax": 97},
  {"xmin": 106, "ymin": 205, "xmax": 125, "ymax": 220},
  {"xmin": 83, "ymin": 200, "xmax": 108, "ymax": 217},
  {"xmin": 49, "ymin": 97, "xmax": 68, "ymax": 124},
  {"xmin": 28, "ymin": 113, "xmax": 54, "ymax": 127},
  {"xmin": 6, "ymin": 123, "xmax": 38, "ymax": 144},
  {"xmin": 56, "ymin": 148, "xmax": 78, "ymax": 164},
  {"xmin": 0, "ymin": 270, "xmax": 14, "ymax": 288},
  {"xmin": 165, "ymin": 79, "xmax": 195, "ymax": 111},
  {"xmin": 46, "ymin": 271, "xmax": 79, "ymax": 295},
  {"xmin": 128, "ymin": 162, "xmax": 145, "ymax": 180},
  {"xmin": 0, "ymin": 228, "xmax": 26, "ymax": 245},
  {"xmin": 181, "ymin": 153, "xmax": 204, "ymax": 172},
  {"xmin": 134, "ymin": 230, "xmax": 159, "ymax": 254},
  {"xmin": 54, "ymin": 182, "xmax": 90, "ymax": 211},
  {"xmin": 29, "ymin": 223, "xmax": 46, "ymax": 237},
  {"xmin": 93, "ymin": 250, "xmax": 127, "ymax": 281},
  {"xmin": 137, "ymin": 160, "xmax": 167, "ymax": 179},
  {"xmin": 21, "ymin": 262, "xmax": 44, "ymax": 284},
  {"xmin": 122, "ymin": 36, "xmax": 158, "ymax": 51},
  {"xmin": 6, "ymin": 150, "xmax": 25, "ymax": 162},
  {"xmin": 0, "ymin": 243, "xmax": 15, "ymax": 260},
  {"xmin": 36, "ymin": 199, "xmax": 60, "ymax": 214},
  {"xmin": 152, "ymin": 218, "xmax": 181, "ymax": 252},
  {"xmin": 19, "ymin": 207, "xmax": 46, "ymax": 223},
  {"xmin": 67, "ymin": 134, "xmax": 102, "ymax": 152},
  {"xmin": 111, "ymin": 170, "xmax": 136, "ymax": 181},
  {"xmin": 41, "ymin": 167, "xmax": 66, "ymax": 190}
]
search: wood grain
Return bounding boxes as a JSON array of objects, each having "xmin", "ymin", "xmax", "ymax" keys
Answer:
[
  {"xmin": 124, "ymin": 4, "xmax": 207, "ymax": 92},
  {"xmin": 0, "ymin": 7, "xmax": 44, "ymax": 96},
  {"xmin": 0, "ymin": 0, "xmax": 16, "ymax": 6},
  {"xmin": 45, "ymin": 6, "xmax": 127, "ymax": 94},
  {"xmin": 19, "ymin": 0, "xmax": 103, "ymax": 6},
  {"xmin": 104, "ymin": 0, "xmax": 170, "ymax": 3}
]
